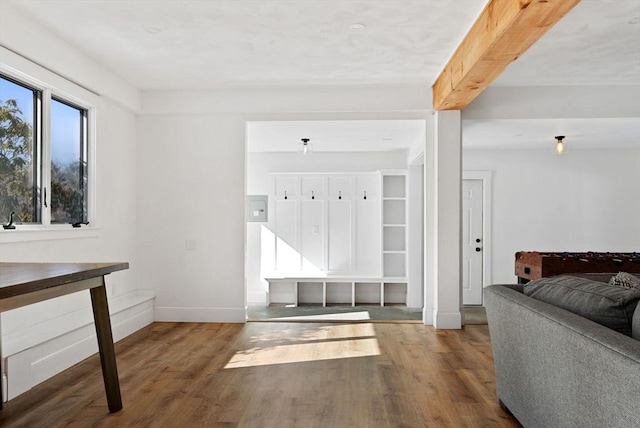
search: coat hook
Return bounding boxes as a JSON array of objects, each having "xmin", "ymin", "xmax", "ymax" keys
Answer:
[
  {"xmin": 338, "ymin": 191, "xmax": 342, "ymax": 200},
  {"xmin": 284, "ymin": 191, "xmax": 288, "ymax": 200},
  {"xmin": 363, "ymin": 191, "xmax": 367, "ymax": 200},
  {"xmin": 312, "ymin": 191, "xmax": 315, "ymax": 200}
]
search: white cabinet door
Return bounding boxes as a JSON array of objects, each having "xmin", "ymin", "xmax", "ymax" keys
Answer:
[
  {"xmin": 327, "ymin": 200, "xmax": 352, "ymax": 272},
  {"xmin": 275, "ymin": 200, "xmax": 300, "ymax": 273},
  {"xmin": 300, "ymin": 200, "xmax": 325, "ymax": 273}
]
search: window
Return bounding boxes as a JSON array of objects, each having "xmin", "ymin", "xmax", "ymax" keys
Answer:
[{"xmin": 0, "ymin": 73, "xmax": 91, "ymax": 228}]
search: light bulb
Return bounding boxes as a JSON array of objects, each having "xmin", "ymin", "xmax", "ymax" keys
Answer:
[{"xmin": 555, "ymin": 136, "xmax": 565, "ymax": 155}]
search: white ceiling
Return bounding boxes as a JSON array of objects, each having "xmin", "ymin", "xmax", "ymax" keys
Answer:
[
  {"xmin": 248, "ymin": 120, "xmax": 426, "ymax": 153},
  {"xmin": 6, "ymin": 0, "xmax": 640, "ymax": 152}
]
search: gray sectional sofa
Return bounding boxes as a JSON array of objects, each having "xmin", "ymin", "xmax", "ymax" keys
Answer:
[{"xmin": 485, "ymin": 274, "xmax": 640, "ymax": 428}]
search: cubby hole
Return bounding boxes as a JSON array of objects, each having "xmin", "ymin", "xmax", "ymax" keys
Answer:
[
  {"xmin": 326, "ymin": 282, "xmax": 352, "ymax": 305},
  {"xmin": 383, "ymin": 200, "xmax": 405, "ymax": 225},
  {"xmin": 355, "ymin": 282, "xmax": 381, "ymax": 305},
  {"xmin": 383, "ymin": 175, "xmax": 406, "ymax": 198},
  {"xmin": 384, "ymin": 283, "xmax": 407, "ymax": 305},
  {"xmin": 383, "ymin": 226, "xmax": 406, "ymax": 251},
  {"xmin": 297, "ymin": 282, "xmax": 323, "ymax": 305},
  {"xmin": 383, "ymin": 253, "xmax": 406, "ymax": 277}
]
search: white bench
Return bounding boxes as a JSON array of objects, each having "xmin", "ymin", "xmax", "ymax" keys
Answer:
[{"xmin": 264, "ymin": 276, "xmax": 408, "ymax": 307}]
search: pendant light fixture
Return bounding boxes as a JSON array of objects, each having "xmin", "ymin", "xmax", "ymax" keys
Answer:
[
  {"xmin": 298, "ymin": 138, "xmax": 312, "ymax": 155},
  {"xmin": 555, "ymin": 135, "xmax": 565, "ymax": 154}
]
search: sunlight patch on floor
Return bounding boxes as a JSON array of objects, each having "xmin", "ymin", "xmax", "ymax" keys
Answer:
[{"xmin": 225, "ymin": 323, "xmax": 381, "ymax": 369}]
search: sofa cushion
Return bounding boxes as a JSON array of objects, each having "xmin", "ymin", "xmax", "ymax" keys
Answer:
[{"xmin": 524, "ymin": 275, "xmax": 640, "ymax": 336}]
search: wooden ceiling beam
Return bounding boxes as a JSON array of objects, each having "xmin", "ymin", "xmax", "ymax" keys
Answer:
[{"xmin": 432, "ymin": 0, "xmax": 581, "ymax": 111}]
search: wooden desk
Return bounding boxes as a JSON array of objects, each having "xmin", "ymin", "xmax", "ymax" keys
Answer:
[{"xmin": 0, "ymin": 262, "xmax": 129, "ymax": 412}]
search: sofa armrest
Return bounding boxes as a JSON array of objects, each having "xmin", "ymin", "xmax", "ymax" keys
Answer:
[{"xmin": 485, "ymin": 284, "xmax": 640, "ymax": 428}]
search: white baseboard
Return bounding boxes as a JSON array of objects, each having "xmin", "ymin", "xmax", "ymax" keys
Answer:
[
  {"xmin": 422, "ymin": 307, "xmax": 433, "ymax": 325},
  {"xmin": 3, "ymin": 291, "xmax": 154, "ymax": 401},
  {"xmin": 154, "ymin": 306, "xmax": 246, "ymax": 323},
  {"xmin": 432, "ymin": 309, "xmax": 462, "ymax": 329}
]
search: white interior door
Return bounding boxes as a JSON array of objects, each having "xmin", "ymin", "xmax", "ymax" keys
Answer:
[{"xmin": 462, "ymin": 179, "xmax": 483, "ymax": 305}]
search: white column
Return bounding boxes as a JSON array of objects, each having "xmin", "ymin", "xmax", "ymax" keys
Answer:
[
  {"xmin": 407, "ymin": 163, "xmax": 424, "ymax": 308},
  {"xmin": 424, "ymin": 110, "xmax": 462, "ymax": 329}
]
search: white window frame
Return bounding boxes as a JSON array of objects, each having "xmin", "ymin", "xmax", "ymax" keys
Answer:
[{"xmin": 0, "ymin": 48, "xmax": 98, "ymax": 242}]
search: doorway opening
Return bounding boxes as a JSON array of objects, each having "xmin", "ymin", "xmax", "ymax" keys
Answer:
[{"xmin": 245, "ymin": 119, "xmax": 426, "ymax": 322}]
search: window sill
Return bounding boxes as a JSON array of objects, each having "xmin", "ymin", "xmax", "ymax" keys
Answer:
[{"xmin": 0, "ymin": 226, "xmax": 101, "ymax": 243}]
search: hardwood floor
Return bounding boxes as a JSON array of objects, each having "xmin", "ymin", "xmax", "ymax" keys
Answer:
[{"xmin": 0, "ymin": 322, "xmax": 519, "ymax": 427}]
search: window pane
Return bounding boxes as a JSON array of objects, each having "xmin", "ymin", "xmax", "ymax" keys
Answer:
[
  {"xmin": 0, "ymin": 75, "xmax": 40, "ymax": 223},
  {"xmin": 50, "ymin": 98, "xmax": 87, "ymax": 224}
]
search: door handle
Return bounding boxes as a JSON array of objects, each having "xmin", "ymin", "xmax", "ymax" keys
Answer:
[{"xmin": 475, "ymin": 247, "xmax": 482, "ymax": 252}]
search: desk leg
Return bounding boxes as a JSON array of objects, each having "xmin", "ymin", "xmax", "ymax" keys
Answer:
[{"xmin": 90, "ymin": 283, "xmax": 122, "ymax": 412}]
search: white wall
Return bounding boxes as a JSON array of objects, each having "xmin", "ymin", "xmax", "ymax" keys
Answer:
[
  {"xmin": 463, "ymin": 148, "xmax": 640, "ymax": 284},
  {"xmin": 245, "ymin": 151, "xmax": 409, "ymax": 303},
  {"xmin": 138, "ymin": 88, "xmax": 431, "ymax": 322},
  {"xmin": 136, "ymin": 114, "xmax": 247, "ymax": 321},
  {"xmin": 0, "ymin": 4, "xmax": 151, "ymax": 400}
]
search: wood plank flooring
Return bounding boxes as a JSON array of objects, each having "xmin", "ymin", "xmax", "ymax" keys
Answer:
[{"xmin": 0, "ymin": 322, "xmax": 519, "ymax": 427}]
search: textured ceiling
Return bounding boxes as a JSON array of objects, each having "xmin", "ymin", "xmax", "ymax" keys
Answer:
[
  {"xmin": 6, "ymin": 0, "xmax": 639, "ymax": 89},
  {"xmin": 5, "ymin": 0, "xmax": 640, "ymax": 152},
  {"xmin": 6, "ymin": 0, "xmax": 488, "ymax": 89},
  {"xmin": 494, "ymin": 0, "xmax": 640, "ymax": 86}
]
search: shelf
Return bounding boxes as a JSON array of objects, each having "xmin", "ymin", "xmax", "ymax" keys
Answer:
[
  {"xmin": 265, "ymin": 277, "xmax": 408, "ymax": 307},
  {"xmin": 383, "ymin": 200, "xmax": 405, "ymax": 225},
  {"xmin": 383, "ymin": 253, "xmax": 406, "ymax": 277},
  {"xmin": 383, "ymin": 227, "xmax": 405, "ymax": 251},
  {"xmin": 382, "ymin": 175, "xmax": 406, "ymax": 198}
]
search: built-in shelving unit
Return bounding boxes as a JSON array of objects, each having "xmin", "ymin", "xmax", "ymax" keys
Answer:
[
  {"xmin": 381, "ymin": 173, "xmax": 407, "ymax": 279},
  {"xmin": 265, "ymin": 171, "xmax": 408, "ymax": 307}
]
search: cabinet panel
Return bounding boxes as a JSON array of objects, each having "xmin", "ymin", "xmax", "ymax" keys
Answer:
[
  {"xmin": 356, "ymin": 173, "xmax": 380, "ymax": 199},
  {"xmin": 327, "ymin": 200, "xmax": 352, "ymax": 272},
  {"xmin": 356, "ymin": 199, "xmax": 381, "ymax": 274},
  {"xmin": 300, "ymin": 200, "xmax": 325, "ymax": 272},
  {"xmin": 275, "ymin": 200, "xmax": 300, "ymax": 272},
  {"xmin": 275, "ymin": 176, "xmax": 299, "ymax": 199},
  {"xmin": 328, "ymin": 175, "xmax": 352, "ymax": 198},
  {"xmin": 301, "ymin": 176, "xmax": 324, "ymax": 199}
]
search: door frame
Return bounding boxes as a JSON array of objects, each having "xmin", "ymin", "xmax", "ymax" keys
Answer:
[{"xmin": 462, "ymin": 171, "xmax": 493, "ymax": 299}]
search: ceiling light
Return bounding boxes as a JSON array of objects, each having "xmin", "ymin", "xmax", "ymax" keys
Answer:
[
  {"xmin": 298, "ymin": 138, "xmax": 313, "ymax": 155},
  {"xmin": 555, "ymin": 135, "xmax": 566, "ymax": 155},
  {"xmin": 349, "ymin": 23, "xmax": 367, "ymax": 31}
]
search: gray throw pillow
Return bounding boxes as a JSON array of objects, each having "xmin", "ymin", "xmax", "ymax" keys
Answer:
[
  {"xmin": 609, "ymin": 271, "xmax": 640, "ymax": 291},
  {"xmin": 524, "ymin": 275, "xmax": 640, "ymax": 336}
]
